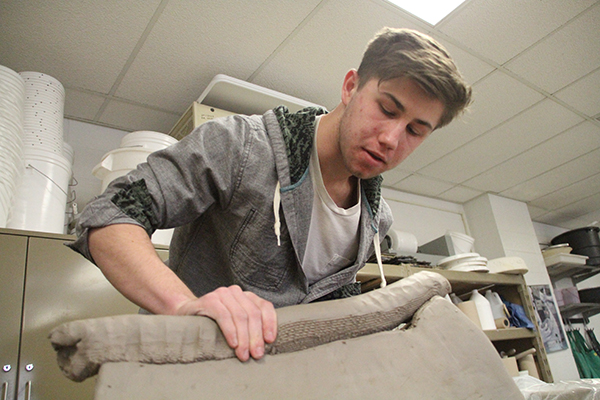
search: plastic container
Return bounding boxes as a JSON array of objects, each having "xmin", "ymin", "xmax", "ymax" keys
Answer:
[
  {"xmin": 92, "ymin": 147, "xmax": 154, "ymax": 192},
  {"xmin": 7, "ymin": 149, "xmax": 72, "ymax": 233},
  {"xmin": 485, "ymin": 290, "xmax": 505, "ymax": 319},
  {"xmin": 470, "ymin": 289, "xmax": 496, "ymax": 330},
  {"xmin": 120, "ymin": 131, "xmax": 177, "ymax": 152},
  {"xmin": 93, "ymin": 132, "xmax": 179, "ymax": 246}
]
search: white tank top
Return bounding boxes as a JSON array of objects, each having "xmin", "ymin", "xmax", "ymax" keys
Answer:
[{"xmin": 302, "ymin": 116, "xmax": 361, "ymax": 284}]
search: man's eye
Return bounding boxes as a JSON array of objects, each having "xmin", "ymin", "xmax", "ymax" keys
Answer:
[
  {"xmin": 407, "ymin": 125, "xmax": 422, "ymax": 137},
  {"xmin": 380, "ymin": 105, "xmax": 395, "ymax": 117}
]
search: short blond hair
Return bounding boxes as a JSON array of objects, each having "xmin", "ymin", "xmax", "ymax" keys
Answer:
[{"xmin": 357, "ymin": 27, "xmax": 472, "ymax": 129}]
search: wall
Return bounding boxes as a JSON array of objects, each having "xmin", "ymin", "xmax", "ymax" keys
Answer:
[
  {"xmin": 63, "ymin": 119, "xmax": 129, "ymax": 211},
  {"xmin": 381, "ymin": 187, "xmax": 469, "ymax": 247}
]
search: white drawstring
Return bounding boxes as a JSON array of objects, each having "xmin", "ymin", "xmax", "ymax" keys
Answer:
[
  {"xmin": 374, "ymin": 231, "xmax": 387, "ymax": 288},
  {"xmin": 273, "ymin": 181, "xmax": 281, "ymax": 246}
]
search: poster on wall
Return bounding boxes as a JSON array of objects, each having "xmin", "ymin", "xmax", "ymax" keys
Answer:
[{"xmin": 529, "ymin": 285, "xmax": 568, "ymax": 353}]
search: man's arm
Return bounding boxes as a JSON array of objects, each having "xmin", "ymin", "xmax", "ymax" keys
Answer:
[{"xmin": 88, "ymin": 223, "xmax": 277, "ymax": 361}]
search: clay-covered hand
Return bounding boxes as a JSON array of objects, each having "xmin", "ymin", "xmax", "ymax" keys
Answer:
[{"xmin": 175, "ymin": 285, "xmax": 277, "ymax": 361}]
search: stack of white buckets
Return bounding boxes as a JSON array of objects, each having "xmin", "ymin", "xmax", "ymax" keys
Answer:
[
  {"xmin": 93, "ymin": 131, "xmax": 178, "ymax": 246},
  {"xmin": 0, "ymin": 67, "xmax": 74, "ymax": 234},
  {"xmin": 0, "ymin": 66, "xmax": 25, "ymax": 227}
]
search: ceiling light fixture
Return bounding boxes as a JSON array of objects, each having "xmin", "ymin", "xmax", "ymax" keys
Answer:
[{"xmin": 386, "ymin": 0, "xmax": 468, "ymax": 25}]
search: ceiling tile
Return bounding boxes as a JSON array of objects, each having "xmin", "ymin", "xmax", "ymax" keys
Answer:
[
  {"xmin": 398, "ymin": 117, "xmax": 469, "ymax": 172},
  {"xmin": 437, "ymin": 185, "xmax": 483, "ymax": 204},
  {"xmin": 3, "ymin": 0, "xmax": 598, "ymax": 230},
  {"xmin": 554, "ymin": 67, "xmax": 600, "ymax": 118},
  {"xmin": 436, "ymin": 0, "xmax": 596, "ymax": 65},
  {"xmin": 115, "ymin": 0, "xmax": 322, "ymax": 113},
  {"xmin": 548, "ymin": 191, "xmax": 600, "ymax": 222},
  {"xmin": 382, "ymin": 168, "xmax": 412, "ymax": 186},
  {"xmin": 98, "ymin": 99, "xmax": 180, "ymax": 133},
  {"xmin": 464, "ymin": 121, "xmax": 600, "ymax": 192},
  {"xmin": 401, "ymin": 70, "xmax": 545, "ymax": 172},
  {"xmin": 529, "ymin": 173, "xmax": 600, "ymax": 211},
  {"xmin": 64, "ymin": 89, "xmax": 107, "ymax": 121},
  {"xmin": 418, "ymin": 99, "xmax": 583, "ymax": 183},
  {"xmin": 251, "ymin": 0, "xmax": 423, "ymax": 111},
  {"xmin": 527, "ymin": 204, "xmax": 548, "ymax": 220},
  {"xmin": 533, "ymin": 210, "xmax": 585, "ymax": 228},
  {"xmin": 432, "ymin": 37, "xmax": 495, "ymax": 85},
  {"xmin": 501, "ymin": 148, "xmax": 600, "ymax": 202},
  {"xmin": 572, "ymin": 209, "xmax": 600, "ymax": 227},
  {"xmin": 504, "ymin": 3, "xmax": 600, "ymax": 94},
  {"xmin": 0, "ymin": 0, "xmax": 161, "ymax": 93},
  {"xmin": 392, "ymin": 174, "xmax": 455, "ymax": 197}
]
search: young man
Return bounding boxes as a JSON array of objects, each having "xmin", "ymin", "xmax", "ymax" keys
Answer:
[{"xmin": 69, "ymin": 27, "xmax": 472, "ymax": 362}]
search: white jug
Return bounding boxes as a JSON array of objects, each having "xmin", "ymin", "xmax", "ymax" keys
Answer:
[
  {"xmin": 470, "ymin": 289, "xmax": 496, "ymax": 330},
  {"xmin": 485, "ymin": 290, "xmax": 505, "ymax": 319}
]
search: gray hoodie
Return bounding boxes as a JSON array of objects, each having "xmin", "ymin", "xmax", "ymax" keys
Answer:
[{"xmin": 69, "ymin": 106, "xmax": 393, "ymax": 307}]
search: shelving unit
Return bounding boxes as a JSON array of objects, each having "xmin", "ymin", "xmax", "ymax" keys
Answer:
[
  {"xmin": 357, "ymin": 263, "xmax": 553, "ymax": 383},
  {"xmin": 545, "ymin": 254, "xmax": 600, "ymax": 321},
  {"xmin": 545, "ymin": 253, "xmax": 600, "ymax": 284}
]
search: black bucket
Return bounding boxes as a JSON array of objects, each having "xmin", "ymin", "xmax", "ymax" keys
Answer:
[{"xmin": 551, "ymin": 227, "xmax": 600, "ymax": 265}]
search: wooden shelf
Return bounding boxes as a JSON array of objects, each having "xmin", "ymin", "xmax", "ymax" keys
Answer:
[
  {"xmin": 358, "ymin": 263, "xmax": 525, "ymax": 295},
  {"xmin": 484, "ymin": 327, "xmax": 535, "ymax": 341},
  {"xmin": 358, "ymin": 263, "xmax": 552, "ymax": 383}
]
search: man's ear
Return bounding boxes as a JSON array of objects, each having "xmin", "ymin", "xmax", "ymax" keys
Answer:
[{"xmin": 341, "ymin": 69, "xmax": 359, "ymax": 106}]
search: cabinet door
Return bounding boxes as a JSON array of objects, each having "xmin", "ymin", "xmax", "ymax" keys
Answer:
[
  {"xmin": 16, "ymin": 237, "xmax": 140, "ymax": 400},
  {"xmin": 0, "ymin": 234, "xmax": 27, "ymax": 400}
]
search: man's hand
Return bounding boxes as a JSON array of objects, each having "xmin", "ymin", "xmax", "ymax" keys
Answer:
[
  {"xmin": 88, "ymin": 225, "xmax": 277, "ymax": 362},
  {"xmin": 176, "ymin": 285, "xmax": 278, "ymax": 362}
]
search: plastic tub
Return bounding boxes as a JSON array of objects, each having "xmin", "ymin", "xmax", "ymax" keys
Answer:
[
  {"xmin": 7, "ymin": 149, "xmax": 72, "ymax": 233},
  {"xmin": 92, "ymin": 147, "xmax": 154, "ymax": 192},
  {"xmin": 552, "ymin": 227, "xmax": 600, "ymax": 248},
  {"xmin": 120, "ymin": 131, "xmax": 177, "ymax": 152}
]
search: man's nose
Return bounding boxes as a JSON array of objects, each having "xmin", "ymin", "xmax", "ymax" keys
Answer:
[{"xmin": 379, "ymin": 121, "xmax": 407, "ymax": 150}]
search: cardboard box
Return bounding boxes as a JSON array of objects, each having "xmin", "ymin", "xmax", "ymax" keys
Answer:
[
  {"xmin": 168, "ymin": 102, "xmax": 235, "ymax": 140},
  {"xmin": 560, "ymin": 287, "xmax": 580, "ymax": 306},
  {"xmin": 501, "ymin": 357, "xmax": 519, "ymax": 377}
]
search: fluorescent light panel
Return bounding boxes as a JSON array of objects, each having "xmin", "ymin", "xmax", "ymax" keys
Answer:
[{"xmin": 387, "ymin": 0, "xmax": 467, "ymax": 25}]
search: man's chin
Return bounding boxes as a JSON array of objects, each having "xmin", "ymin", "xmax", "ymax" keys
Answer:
[{"xmin": 351, "ymin": 170, "xmax": 383, "ymax": 180}]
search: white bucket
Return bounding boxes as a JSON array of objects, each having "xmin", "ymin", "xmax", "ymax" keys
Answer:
[
  {"xmin": 92, "ymin": 147, "xmax": 154, "ymax": 192},
  {"xmin": 93, "ymin": 132, "xmax": 178, "ymax": 246},
  {"xmin": 447, "ymin": 231, "xmax": 475, "ymax": 254},
  {"xmin": 7, "ymin": 149, "xmax": 72, "ymax": 233},
  {"xmin": 62, "ymin": 141, "xmax": 75, "ymax": 165},
  {"xmin": 120, "ymin": 131, "xmax": 177, "ymax": 152}
]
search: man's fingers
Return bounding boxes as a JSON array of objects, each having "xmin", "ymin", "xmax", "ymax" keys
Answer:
[
  {"xmin": 246, "ymin": 291, "xmax": 278, "ymax": 344},
  {"xmin": 231, "ymin": 288, "xmax": 265, "ymax": 359},
  {"xmin": 178, "ymin": 286, "xmax": 277, "ymax": 362}
]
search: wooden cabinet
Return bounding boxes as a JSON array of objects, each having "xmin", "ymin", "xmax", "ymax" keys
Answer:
[
  {"xmin": 357, "ymin": 263, "xmax": 553, "ymax": 382},
  {"xmin": 0, "ymin": 228, "xmax": 168, "ymax": 400}
]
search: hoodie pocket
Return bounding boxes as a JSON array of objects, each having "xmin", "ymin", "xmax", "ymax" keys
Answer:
[{"xmin": 229, "ymin": 208, "xmax": 296, "ymax": 290}]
